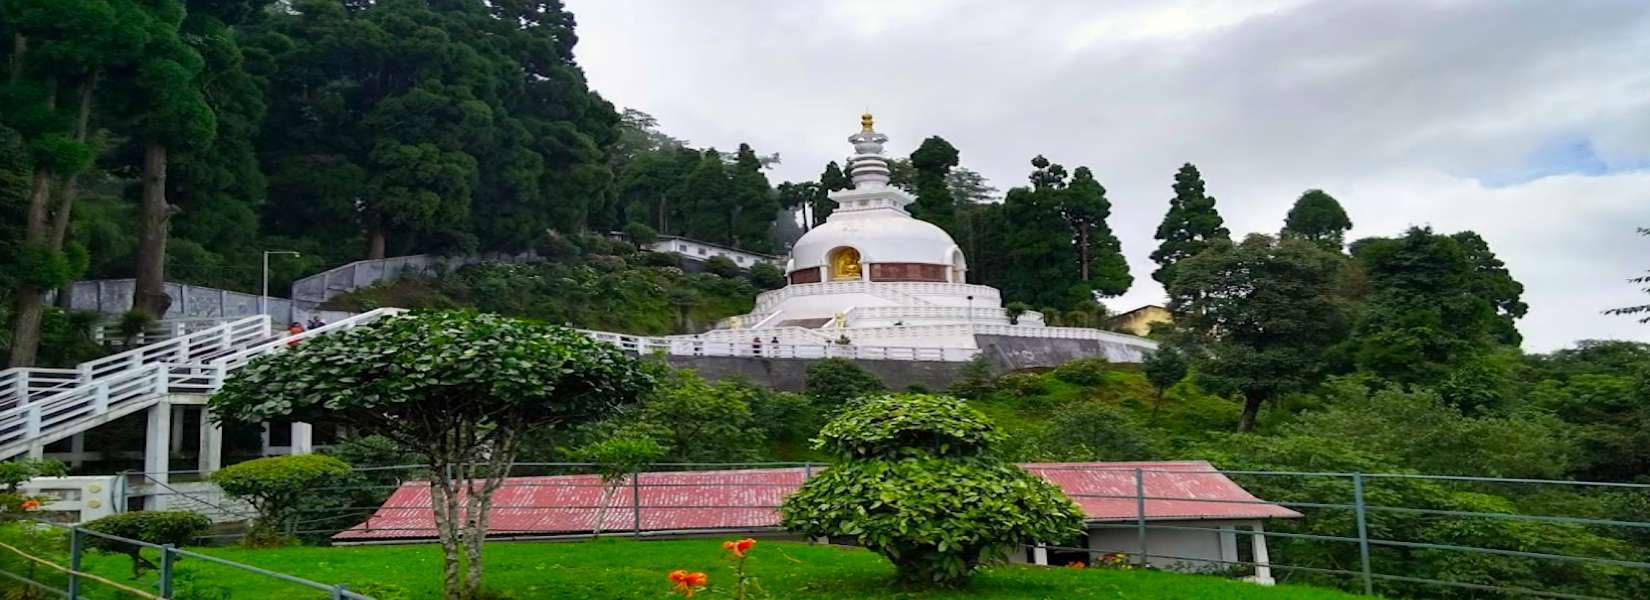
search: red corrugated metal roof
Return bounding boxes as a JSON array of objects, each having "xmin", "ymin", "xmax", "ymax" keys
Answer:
[{"xmin": 333, "ymin": 461, "xmax": 1299, "ymax": 541}]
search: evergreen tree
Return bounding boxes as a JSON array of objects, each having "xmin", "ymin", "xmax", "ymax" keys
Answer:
[
  {"xmin": 814, "ymin": 160, "xmax": 849, "ymax": 226},
  {"xmin": 679, "ymin": 148, "xmax": 732, "ymax": 244},
  {"xmin": 106, "ymin": 0, "xmax": 218, "ymax": 318},
  {"xmin": 1150, "ymin": 163, "xmax": 1229, "ymax": 286},
  {"xmin": 729, "ymin": 143, "xmax": 777, "ymax": 251},
  {"xmin": 1059, "ymin": 166, "xmax": 1131, "ymax": 297},
  {"xmin": 1281, "ymin": 189, "xmax": 1353, "ymax": 249},
  {"xmin": 989, "ymin": 156, "xmax": 1085, "ymax": 308},
  {"xmin": 945, "ymin": 167, "xmax": 997, "ymax": 205},
  {"xmin": 0, "ymin": 0, "xmax": 140, "ymax": 364},
  {"xmin": 908, "ymin": 135, "xmax": 958, "ymax": 232}
]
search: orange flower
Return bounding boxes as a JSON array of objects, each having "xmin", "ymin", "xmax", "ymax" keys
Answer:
[
  {"xmin": 19, "ymin": 499, "xmax": 39, "ymax": 511},
  {"xmin": 668, "ymin": 570, "xmax": 708, "ymax": 597},
  {"xmin": 1066, "ymin": 561, "xmax": 1086, "ymax": 569},
  {"xmin": 722, "ymin": 537, "xmax": 757, "ymax": 558}
]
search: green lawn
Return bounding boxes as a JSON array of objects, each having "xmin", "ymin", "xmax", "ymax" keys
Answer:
[{"xmin": 63, "ymin": 538, "xmax": 1367, "ymax": 599}]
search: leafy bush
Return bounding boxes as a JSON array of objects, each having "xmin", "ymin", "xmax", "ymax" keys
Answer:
[
  {"xmin": 1044, "ymin": 401, "xmax": 1163, "ymax": 461},
  {"xmin": 946, "ymin": 355, "xmax": 996, "ymax": 399},
  {"xmin": 82, "ymin": 511, "xmax": 212, "ymax": 576},
  {"xmin": 210, "ymin": 454, "xmax": 351, "ymax": 545},
  {"xmin": 803, "ymin": 358, "xmax": 886, "ymax": 407},
  {"xmin": 703, "ymin": 255, "xmax": 743, "ymax": 278},
  {"xmin": 994, "ymin": 372, "xmax": 1047, "ymax": 397},
  {"xmin": 1051, "ymin": 357, "xmax": 1112, "ymax": 386},
  {"xmin": 748, "ymin": 262, "xmax": 785, "ymax": 290},
  {"xmin": 782, "ymin": 394, "xmax": 1083, "ymax": 587},
  {"xmin": 624, "ymin": 222, "xmax": 659, "ymax": 248},
  {"xmin": 640, "ymin": 251, "xmax": 681, "ymax": 268},
  {"xmin": 0, "ymin": 459, "xmax": 66, "ymax": 520},
  {"xmin": 815, "ymin": 394, "xmax": 1002, "ymax": 460}
]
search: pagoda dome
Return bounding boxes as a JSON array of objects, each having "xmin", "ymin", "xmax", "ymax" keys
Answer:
[{"xmin": 788, "ymin": 211, "xmax": 964, "ymax": 275}]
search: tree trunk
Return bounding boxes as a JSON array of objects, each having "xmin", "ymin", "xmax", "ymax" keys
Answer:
[
  {"xmin": 8, "ymin": 34, "xmax": 24, "ymax": 84},
  {"xmin": 7, "ymin": 167, "xmax": 54, "ymax": 367},
  {"xmin": 1078, "ymin": 225, "xmax": 1091, "ymax": 281},
  {"xmin": 367, "ymin": 229, "xmax": 387, "ymax": 260},
  {"xmin": 49, "ymin": 71, "xmax": 97, "ymax": 249},
  {"xmin": 430, "ymin": 472, "xmax": 465, "ymax": 600},
  {"xmin": 1237, "ymin": 394, "xmax": 1264, "ymax": 433},
  {"xmin": 133, "ymin": 143, "xmax": 173, "ymax": 318}
]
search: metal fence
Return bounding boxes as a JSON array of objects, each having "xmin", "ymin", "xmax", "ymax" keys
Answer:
[
  {"xmin": 109, "ymin": 461, "xmax": 1650, "ymax": 599},
  {"xmin": 0, "ymin": 520, "xmax": 374, "ymax": 599}
]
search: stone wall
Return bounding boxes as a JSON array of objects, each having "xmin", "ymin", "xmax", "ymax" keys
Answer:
[
  {"xmin": 59, "ymin": 279, "xmax": 353, "ymax": 325},
  {"xmin": 976, "ymin": 334, "xmax": 1153, "ymax": 368},
  {"xmin": 665, "ymin": 335, "xmax": 1147, "ymax": 392},
  {"xmin": 663, "ymin": 355, "xmax": 969, "ymax": 392}
]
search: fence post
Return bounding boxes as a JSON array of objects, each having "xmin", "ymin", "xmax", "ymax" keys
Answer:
[
  {"xmin": 330, "ymin": 584, "xmax": 348, "ymax": 600},
  {"xmin": 631, "ymin": 468, "xmax": 642, "ymax": 539},
  {"xmin": 68, "ymin": 527, "xmax": 83, "ymax": 598},
  {"xmin": 1134, "ymin": 467, "xmax": 1148, "ymax": 567},
  {"xmin": 803, "ymin": 462, "xmax": 813, "ymax": 479},
  {"xmin": 159, "ymin": 544, "xmax": 176, "ymax": 598},
  {"xmin": 1352, "ymin": 472, "xmax": 1374, "ymax": 596}
]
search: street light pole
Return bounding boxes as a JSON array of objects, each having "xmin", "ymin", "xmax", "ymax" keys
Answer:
[{"xmin": 261, "ymin": 251, "xmax": 301, "ymax": 320}]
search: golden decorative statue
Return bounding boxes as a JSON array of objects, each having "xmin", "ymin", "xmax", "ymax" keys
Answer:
[{"xmin": 831, "ymin": 247, "xmax": 862, "ymax": 280}]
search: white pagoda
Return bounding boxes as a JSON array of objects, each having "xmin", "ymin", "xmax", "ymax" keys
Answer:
[{"xmin": 671, "ymin": 114, "xmax": 1156, "ymax": 363}]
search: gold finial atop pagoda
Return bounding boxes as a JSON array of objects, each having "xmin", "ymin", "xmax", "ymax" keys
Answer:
[{"xmin": 860, "ymin": 112, "xmax": 874, "ymax": 133}]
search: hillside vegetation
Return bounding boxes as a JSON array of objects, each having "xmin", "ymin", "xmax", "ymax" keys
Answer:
[{"xmin": 323, "ymin": 234, "xmax": 774, "ymax": 335}]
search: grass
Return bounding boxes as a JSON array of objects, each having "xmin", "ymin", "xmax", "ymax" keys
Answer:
[{"xmin": 62, "ymin": 538, "xmax": 1367, "ymax": 599}]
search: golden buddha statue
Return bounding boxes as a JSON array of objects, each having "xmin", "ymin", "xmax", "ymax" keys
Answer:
[{"xmin": 831, "ymin": 247, "xmax": 862, "ymax": 280}]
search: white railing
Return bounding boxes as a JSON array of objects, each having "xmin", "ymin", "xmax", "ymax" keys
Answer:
[
  {"xmin": 0, "ymin": 309, "xmax": 404, "ymax": 459},
  {"xmin": 92, "ymin": 317, "xmax": 244, "ymax": 346},
  {"xmin": 837, "ymin": 305, "xmax": 1045, "ymax": 327},
  {"xmin": 0, "ymin": 316, "xmax": 272, "ymax": 411},
  {"xmin": 206, "ymin": 308, "xmax": 405, "ymax": 373},
  {"xmin": 753, "ymin": 281, "xmax": 1004, "ymax": 313},
  {"xmin": 0, "ymin": 369, "xmax": 83, "ymax": 409},
  {"xmin": 77, "ymin": 316, "xmax": 273, "ymax": 381}
]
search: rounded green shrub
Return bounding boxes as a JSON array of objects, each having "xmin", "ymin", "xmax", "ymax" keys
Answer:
[
  {"xmin": 82, "ymin": 511, "xmax": 211, "ymax": 576},
  {"xmin": 782, "ymin": 394, "xmax": 1083, "ymax": 587},
  {"xmin": 210, "ymin": 454, "xmax": 351, "ymax": 545},
  {"xmin": 1051, "ymin": 357, "xmax": 1113, "ymax": 387},
  {"xmin": 802, "ymin": 358, "xmax": 886, "ymax": 407}
]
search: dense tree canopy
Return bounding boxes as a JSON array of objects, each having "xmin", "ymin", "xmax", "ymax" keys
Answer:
[
  {"xmin": 1280, "ymin": 189, "xmax": 1352, "ymax": 248},
  {"xmin": 1167, "ymin": 234, "xmax": 1353, "ymax": 431}
]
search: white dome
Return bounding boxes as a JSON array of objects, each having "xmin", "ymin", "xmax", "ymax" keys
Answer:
[{"xmin": 790, "ymin": 208, "xmax": 963, "ymax": 273}]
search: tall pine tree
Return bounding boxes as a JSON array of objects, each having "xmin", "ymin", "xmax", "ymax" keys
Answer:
[
  {"xmin": 1150, "ymin": 163, "xmax": 1229, "ymax": 286},
  {"xmin": 908, "ymin": 135, "xmax": 958, "ymax": 232},
  {"xmin": 1061, "ymin": 166, "xmax": 1131, "ymax": 296}
]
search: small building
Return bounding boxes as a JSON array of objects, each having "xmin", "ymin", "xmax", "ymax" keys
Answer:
[
  {"xmin": 1108, "ymin": 304, "xmax": 1172, "ymax": 337},
  {"xmin": 645, "ymin": 235, "xmax": 783, "ymax": 268},
  {"xmin": 335, "ymin": 460, "xmax": 1296, "ymax": 583}
]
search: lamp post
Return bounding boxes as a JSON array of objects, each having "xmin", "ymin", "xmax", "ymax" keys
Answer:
[{"xmin": 261, "ymin": 251, "xmax": 301, "ymax": 319}]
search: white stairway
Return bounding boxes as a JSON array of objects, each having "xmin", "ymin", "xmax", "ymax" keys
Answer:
[{"xmin": 0, "ymin": 308, "xmax": 403, "ymax": 462}]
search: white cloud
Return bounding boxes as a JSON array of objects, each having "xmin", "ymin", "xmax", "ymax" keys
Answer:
[{"xmin": 567, "ymin": 0, "xmax": 1650, "ymax": 351}]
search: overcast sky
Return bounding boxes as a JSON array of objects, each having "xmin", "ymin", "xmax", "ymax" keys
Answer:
[{"xmin": 565, "ymin": 0, "xmax": 1650, "ymax": 352}]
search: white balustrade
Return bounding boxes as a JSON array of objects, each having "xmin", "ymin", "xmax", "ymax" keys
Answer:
[{"xmin": 0, "ymin": 309, "xmax": 403, "ymax": 459}]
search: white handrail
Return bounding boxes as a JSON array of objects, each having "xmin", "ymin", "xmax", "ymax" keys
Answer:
[{"xmin": 0, "ymin": 310, "xmax": 403, "ymax": 458}]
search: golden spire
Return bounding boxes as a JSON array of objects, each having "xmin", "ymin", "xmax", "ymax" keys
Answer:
[{"xmin": 860, "ymin": 112, "xmax": 874, "ymax": 133}]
